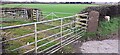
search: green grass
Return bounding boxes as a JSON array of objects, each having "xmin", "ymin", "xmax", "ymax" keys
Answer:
[
  {"xmin": 61, "ymin": 44, "xmax": 74, "ymax": 53},
  {"xmin": 83, "ymin": 16, "xmax": 120, "ymax": 40},
  {"xmin": 1, "ymin": 21, "xmax": 31, "ymax": 27},
  {"xmin": 0, "ymin": 18, "xmax": 27, "ymax": 21},
  {"xmin": 1, "ymin": 4, "xmax": 97, "ymax": 13},
  {"xmin": 98, "ymin": 17, "xmax": 119, "ymax": 35},
  {"xmin": 1, "ymin": 4, "xmax": 98, "ymax": 18},
  {"xmin": 1, "ymin": 4, "xmax": 98, "ymax": 26},
  {"xmin": 1, "ymin": 4, "xmax": 99, "ymax": 53}
]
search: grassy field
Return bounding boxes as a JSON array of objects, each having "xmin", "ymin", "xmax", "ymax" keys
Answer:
[
  {"xmin": 1, "ymin": 4, "xmax": 98, "ymax": 27},
  {"xmin": 1, "ymin": 4, "xmax": 98, "ymax": 18},
  {"xmin": 1, "ymin": 4, "xmax": 97, "ymax": 13}
]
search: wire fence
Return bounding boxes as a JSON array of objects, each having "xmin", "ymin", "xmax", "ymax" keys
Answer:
[
  {"xmin": 0, "ymin": 14, "xmax": 88, "ymax": 54},
  {"xmin": 42, "ymin": 11, "xmax": 75, "ymax": 20}
]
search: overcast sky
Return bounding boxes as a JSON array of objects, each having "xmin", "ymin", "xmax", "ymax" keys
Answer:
[{"xmin": 4, "ymin": 0, "xmax": 120, "ymax": 2}]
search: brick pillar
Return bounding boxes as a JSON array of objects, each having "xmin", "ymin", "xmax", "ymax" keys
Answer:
[{"xmin": 87, "ymin": 11, "xmax": 99, "ymax": 32}]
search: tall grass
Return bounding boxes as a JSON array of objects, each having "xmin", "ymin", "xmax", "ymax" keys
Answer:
[
  {"xmin": 98, "ymin": 16, "xmax": 119, "ymax": 35},
  {"xmin": 83, "ymin": 16, "xmax": 119, "ymax": 40}
]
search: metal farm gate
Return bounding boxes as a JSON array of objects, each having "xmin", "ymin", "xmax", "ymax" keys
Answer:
[
  {"xmin": 1, "ymin": 8, "xmax": 42, "ymax": 22},
  {"xmin": 0, "ymin": 14, "xmax": 88, "ymax": 54}
]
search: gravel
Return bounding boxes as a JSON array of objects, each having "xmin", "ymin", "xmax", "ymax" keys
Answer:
[{"xmin": 80, "ymin": 40, "xmax": 119, "ymax": 53}]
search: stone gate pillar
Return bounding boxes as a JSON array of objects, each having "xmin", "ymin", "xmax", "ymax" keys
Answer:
[{"xmin": 87, "ymin": 11, "xmax": 99, "ymax": 32}]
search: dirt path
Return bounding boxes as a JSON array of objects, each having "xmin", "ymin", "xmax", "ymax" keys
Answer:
[
  {"xmin": 71, "ymin": 31, "xmax": 119, "ymax": 54},
  {"xmin": 80, "ymin": 40, "xmax": 119, "ymax": 53}
]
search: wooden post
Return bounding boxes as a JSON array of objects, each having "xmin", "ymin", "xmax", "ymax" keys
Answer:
[
  {"xmin": 87, "ymin": 11, "xmax": 99, "ymax": 32},
  {"xmin": 36, "ymin": 10, "xmax": 39, "ymax": 22},
  {"xmin": 25, "ymin": 9, "xmax": 28, "ymax": 20}
]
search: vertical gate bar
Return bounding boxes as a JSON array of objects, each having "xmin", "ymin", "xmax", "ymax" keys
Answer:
[
  {"xmin": 0, "ymin": 8, "xmax": 3, "ymax": 55},
  {"xmin": 24, "ymin": 9, "xmax": 28, "ymax": 21},
  {"xmin": 34, "ymin": 23, "xmax": 38, "ymax": 53},
  {"xmin": 60, "ymin": 18, "xmax": 63, "ymax": 52},
  {"xmin": 52, "ymin": 12, "xmax": 54, "ymax": 25},
  {"xmin": 75, "ymin": 15, "xmax": 78, "ymax": 37},
  {"xmin": 25, "ymin": 9, "xmax": 28, "ymax": 20},
  {"xmin": 0, "ymin": 30, "xmax": 2, "ymax": 55},
  {"xmin": 52, "ymin": 12, "xmax": 53, "ymax": 20}
]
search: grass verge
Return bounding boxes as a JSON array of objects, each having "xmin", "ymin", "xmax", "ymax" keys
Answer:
[{"xmin": 82, "ymin": 16, "xmax": 120, "ymax": 40}]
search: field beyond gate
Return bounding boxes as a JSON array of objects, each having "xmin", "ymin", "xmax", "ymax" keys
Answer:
[{"xmin": 0, "ymin": 14, "xmax": 88, "ymax": 54}]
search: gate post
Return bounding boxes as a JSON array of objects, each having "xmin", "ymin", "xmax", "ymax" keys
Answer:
[{"xmin": 87, "ymin": 11, "xmax": 99, "ymax": 32}]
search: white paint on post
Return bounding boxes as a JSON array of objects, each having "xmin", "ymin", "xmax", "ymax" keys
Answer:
[
  {"xmin": 25, "ymin": 10, "xmax": 28, "ymax": 20},
  {"xmin": 36, "ymin": 10, "xmax": 39, "ymax": 22}
]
